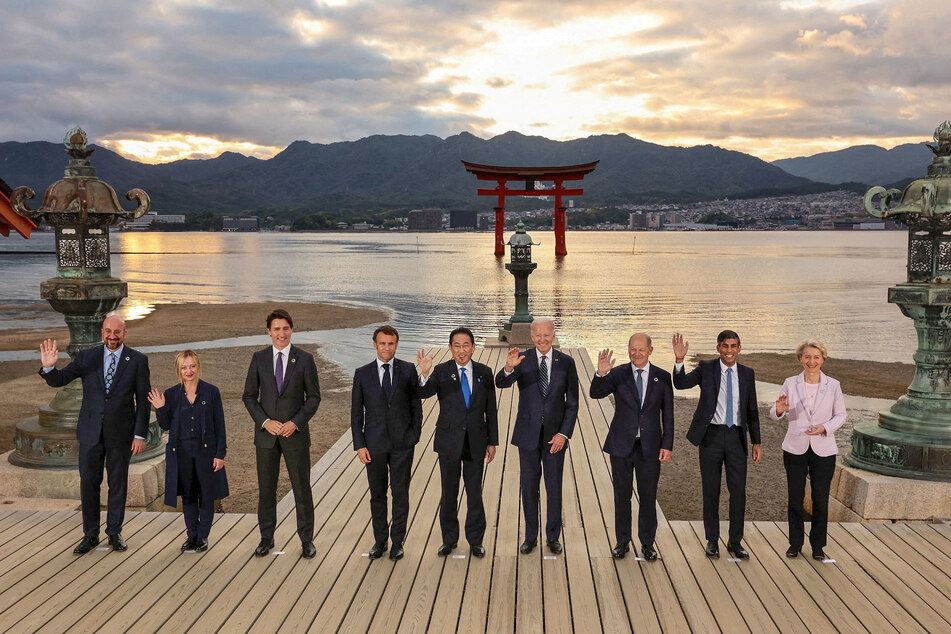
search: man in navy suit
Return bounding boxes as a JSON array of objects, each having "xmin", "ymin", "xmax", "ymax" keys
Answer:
[
  {"xmin": 351, "ymin": 325, "xmax": 422, "ymax": 561},
  {"xmin": 417, "ymin": 327, "xmax": 498, "ymax": 558},
  {"xmin": 495, "ymin": 318, "xmax": 579, "ymax": 555},
  {"xmin": 673, "ymin": 330, "xmax": 761, "ymax": 559},
  {"xmin": 39, "ymin": 316, "xmax": 151, "ymax": 555},
  {"xmin": 589, "ymin": 333, "xmax": 673, "ymax": 561}
]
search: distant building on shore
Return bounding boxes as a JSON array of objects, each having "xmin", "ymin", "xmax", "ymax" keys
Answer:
[
  {"xmin": 222, "ymin": 216, "xmax": 259, "ymax": 232},
  {"xmin": 449, "ymin": 209, "xmax": 477, "ymax": 229},
  {"xmin": 126, "ymin": 211, "xmax": 186, "ymax": 230},
  {"xmin": 408, "ymin": 209, "xmax": 443, "ymax": 231}
]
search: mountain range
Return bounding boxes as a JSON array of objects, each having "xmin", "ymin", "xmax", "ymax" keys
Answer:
[
  {"xmin": 0, "ymin": 131, "xmax": 930, "ymax": 216},
  {"xmin": 771, "ymin": 143, "xmax": 933, "ymax": 186}
]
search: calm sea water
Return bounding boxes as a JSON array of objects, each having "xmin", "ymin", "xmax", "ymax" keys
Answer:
[{"xmin": 0, "ymin": 230, "xmax": 913, "ymax": 369}]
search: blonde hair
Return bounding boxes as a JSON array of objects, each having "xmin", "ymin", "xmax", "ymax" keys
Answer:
[
  {"xmin": 174, "ymin": 349, "xmax": 202, "ymax": 382},
  {"xmin": 796, "ymin": 340, "xmax": 828, "ymax": 360}
]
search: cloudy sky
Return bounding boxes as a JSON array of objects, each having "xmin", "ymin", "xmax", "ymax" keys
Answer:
[{"xmin": 2, "ymin": 0, "xmax": 948, "ymax": 163}]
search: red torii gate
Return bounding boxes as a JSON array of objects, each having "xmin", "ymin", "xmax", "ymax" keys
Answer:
[{"xmin": 462, "ymin": 160, "xmax": 598, "ymax": 256}]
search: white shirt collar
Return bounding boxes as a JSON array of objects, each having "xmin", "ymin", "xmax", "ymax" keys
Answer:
[
  {"xmin": 104, "ymin": 344, "xmax": 124, "ymax": 359},
  {"xmin": 272, "ymin": 344, "xmax": 290, "ymax": 357},
  {"xmin": 632, "ymin": 361, "xmax": 651, "ymax": 375},
  {"xmin": 719, "ymin": 360, "xmax": 737, "ymax": 374},
  {"xmin": 377, "ymin": 357, "xmax": 394, "ymax": 370},
  {"xmin": 456, "ymin": 360, "xmax": 473, "ymax": 373}
]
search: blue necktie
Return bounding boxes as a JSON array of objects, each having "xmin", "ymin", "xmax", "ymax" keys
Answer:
[
  {"xmin": 105, "ymin": 353, "xmax": 117, "ymax": 394},
  {"xmin": 725, "ymin": 367, "xmax": 734, "ymax": 427},
  {"xmin": 460, "ymin": 367, "xmax": 470, "ymax": 408},
  {"xmin": 539, "ymin": 355, "xmax": 550, "ymax": 398}
]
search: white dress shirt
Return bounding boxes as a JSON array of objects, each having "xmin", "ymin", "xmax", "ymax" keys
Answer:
[
  {"xmin": 377, "ymin": 357, "xmax": 394, "ymax": 386},
  {"xmin": 272, "ymin": 344, "xmax": 290, "ymax": 379},
  {"xmin": 673, "ymin": 359, "xmax": 741, "ymax": 426}
]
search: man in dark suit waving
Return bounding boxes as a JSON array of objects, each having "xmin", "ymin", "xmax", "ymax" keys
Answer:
[
  {"xmin": 243, "ymin": 308, "xmax": 321, "ymax": 559},
  {"xmin": 39, "ymin": 315, "xmax": 151, "ymax": 555},
  {"xmin": 495, "ymin": 318, "xmax": 578, "ymax": 555},
  {"xmin": 416, "ymin": 327, "xmax": 498, "ymax": 558},
  {"xmin": 590, "ymin": 333, "xmax": 673, "ymax": 561},
  {"xmin": 673, "ymin": 330, "xmax": 761, "ymax": 559},
  {"xmin": 351, "ymin": 325, "xmax": 422, "ymax": 561}
]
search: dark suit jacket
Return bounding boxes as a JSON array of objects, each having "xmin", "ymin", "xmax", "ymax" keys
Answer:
[
  {"xmin": 673, "ymin": 359, "xmax": 760, "ymax": 454},
  {"xmin": 495, "ymin": 348, "xmax": 579, "ymax": 450},
  {"xmin": 590, "ymin": 363, "xmax": 674, "ymax": 459},
  {"xmin": 351, "ymin": 358, "xmax": 423, "ymax": 453},
  {"xmin": 156, "ymin": 380, "xmax": 229, "ymax": 506},
  {"xmin": 417, "ymin": 359, "xmax": 498, "ymax": 462},
  {"xmin": 40, "ymin": 344, "xmax": 150, "ymax": 447},
  {"xmin": 242, "ymin": 345, "xmax": 321, "ymax": 449}
]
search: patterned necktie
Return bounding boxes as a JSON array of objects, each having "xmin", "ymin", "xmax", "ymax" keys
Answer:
[
  {"xmin": 382, "ymin": 362, "xmax": 392, "ymax": 400},
  {"xmin": 275, "ymin": 351, "xmax": 284, "ymax": 393},
  {"xmin": 539, "ymin": 355, "xmax": 550, "ymax": 398},
  {"xmin": 635, "ymin": 368, "xmax": 644, "ymax": 407},
  {"xmin": 460, "ymin": 367, "xmax": 470, "ymax": 408},
  {"xmin": 725, "ymin": 367, "xmax": 734, "ymax": 427},
  {"xmin": 105, "ymin": 353, "xmax": 117, "ymax": 394}
]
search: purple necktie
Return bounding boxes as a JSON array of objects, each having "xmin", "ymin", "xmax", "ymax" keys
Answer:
[{"xmin": 275, "ymin": 351, "xmax": 284, "ymax": 393}]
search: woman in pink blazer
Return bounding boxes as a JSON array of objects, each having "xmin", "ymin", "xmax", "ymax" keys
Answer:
[{"xmin": 769, "ymin": 341, "xmax": 846, "ymax": 561}]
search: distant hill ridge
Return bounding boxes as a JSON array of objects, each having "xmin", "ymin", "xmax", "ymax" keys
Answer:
[
  {"xmin": 772, "ymin": 143, "xmax": 932, "ymax": 187},
  {"xmin": 1, "ymin": 131, "xmax": 823, "ymax": 215}
]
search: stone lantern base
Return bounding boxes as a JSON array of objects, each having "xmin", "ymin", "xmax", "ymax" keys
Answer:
[{"xmin": 820, "ymin": 459, "xmax": 951, "ymax": 522}]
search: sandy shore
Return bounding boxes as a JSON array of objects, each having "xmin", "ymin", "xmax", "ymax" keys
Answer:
[
  {"xmin": 0, "ymin": 302, "xmax": 387, "ymax": 514},
  {"xmin": 0, "ymin": 314, "xmax": 909, "ymax": 520}
]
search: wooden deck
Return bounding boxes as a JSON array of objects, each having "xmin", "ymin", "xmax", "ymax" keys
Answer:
[{"xmin": 1, "ymin": 347, "xmax": 950, "ymax": 633}]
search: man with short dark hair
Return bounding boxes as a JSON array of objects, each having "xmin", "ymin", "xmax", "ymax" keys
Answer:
[
  {"xmin": 39, "ymin": 315, "xmax": 151, "ymax": 554},
  {"xmin": 417, "ymin": 327, "xmax": 498, "ymax": 558},
  {"xmin": 673, "ymin": 329, "xmax": 761, "ymax": 559},
  {"xmin": 244, "ymin": 308, "xmax": 321, "ymax": 558},
  {"xmin": 352, "ymin": 325, "xmax": 422, "ymax": 561}
]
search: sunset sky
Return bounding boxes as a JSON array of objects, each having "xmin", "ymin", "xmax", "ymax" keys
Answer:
[{"xmin": 2, "ymin": 0, "xmax": 948, "ymax": 163}]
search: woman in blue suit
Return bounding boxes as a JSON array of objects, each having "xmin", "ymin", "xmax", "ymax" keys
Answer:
[{"xmin": 148, "ymin": 350, "xmax": 229, "ymax": 552}]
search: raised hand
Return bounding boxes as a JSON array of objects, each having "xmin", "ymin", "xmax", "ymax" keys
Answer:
[
  {"xmin": 505, "ymin": 347, "xmax": 524, "ymax": 372},
  {"xmin": 672, "ymin": 333, "xmax": 689, "ymax": 363},
  {"xmin": 597, "ymin": 349, "xmax": 616, "ymax": 375},
  {"xmin": 416, "ymin": 348, "xmax": 434, "ymax": 377},
  {"xmin": 147, "ymin": 389, "xmax": 166, "ymax": 409},
  {"xmin": 40, "ymin": 338, "xmax": 59, "ymax": 368},
  {"xmin": 775, "ymin": 393, "xmax": 789, "ymax": 416}
]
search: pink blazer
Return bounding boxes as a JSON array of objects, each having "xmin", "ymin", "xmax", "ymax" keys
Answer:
[{"xmin": 768, "ymin": 372, "xmax": 846, "ymax": 457}]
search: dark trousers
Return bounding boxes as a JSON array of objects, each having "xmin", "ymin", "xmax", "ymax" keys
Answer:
[
  {"xmin": 256, "ymin": 437, "xmax": 314, "ymax": 543},
  {"xmin": 437, "ymin": 446, "xmax": 486, "ymax": 546},
  {"xmin": 610, "ymin": 439, "xmax": 661, "ymax": 547},
  {"xmin": 519, "ymin": 442, "xmax": 566, "ymax": 543},
  {"xmin": 699, "ymin": 425, "xmax": 747, "ymax": 544},
  {"xmin": 366, "ymin": 446, "xmax": 415, "ymax": 546},
  {"xmin": 784, "ymin": 448, "xmax": 836, "ymax": 551},
  {"xmin": 79, "ymin": 441, "xmax": 131, "ymax": 539},
  {"xmin": 179, "ymin": 440, "xmax": 215, "ymax": 540}
]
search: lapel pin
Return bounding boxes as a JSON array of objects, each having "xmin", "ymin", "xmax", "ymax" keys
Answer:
[
  {"xmin": 291, "ymin": 358, "xmax": 297, "ymax": 363},
  {"xmin": 653, "ymin": 377, "xmax": 658, "ymax": 382},
  {"xmin": 124, "ymin": 356, "xmax": 130, "ymax": 361},
  {"xmin": 201, "ymin": 401, "xmax": 206, "ymax": 406},
  {"xmin": 451, "ymin": 373, "xmax": 457, "ymax": 381}
]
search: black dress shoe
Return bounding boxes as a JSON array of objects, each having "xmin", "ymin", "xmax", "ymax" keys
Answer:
[
  {"xmin": 642, "ymin": 543, "xmax": 658, "ymax": 561},
  {"xmin": 73, "ymin": 536, "xmax": 100, "ymax": 555},
  {"xmin": 437, "ymin": 542, "xmax": 457, "ymax": 556},
  {"xmin": 470, "ymin": 544, "xmax": 486, "ymax": 558},
  {"xmin": 254, "ymin": 538, "xmax": 275, "ymax": 557},
  {"xmin": 612, "ymin": 542, "xmax": 630, "ymax": 559},
  {"xmin": 705, "ymin": 541, "xmax": 720, "ymax": 558},
  {"xmin": 786, "ymin": 546, "xmax": 801, "ymax": 558},
  {"xmin": 389, "ymin": 543, "xmax": 404, "ymax": 560},
  {"xmin": 727, "ymin": 542, "xmax": 749, "ymax": 560},
  {"xmin": 368, "ymin": 542, "xmax": 388, "ymax": 559},
  {"xmin": 182, "ymin": 537, "xmax": 196, "ymax": 552},
  {"xmin": 108, "ymin": 535, "xmax": 127, "ymax": 551},
  {"xmin": 546, "ymin": 539, "xmax": 563, "ymax": 554},
  {"xmin": 519, "ymin": 539, "xmax": 537, "ymax": 554},
  {"xmin": 194, "ymin": 538, "xmax": 208, "ymax": 552},
  {"xmin": 302, "ymin": 541, "xmax": 316, "ymax": 558},
  {"xmin": 812, "ymin": 549, "xmax": 827, "ymax": 561}
]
